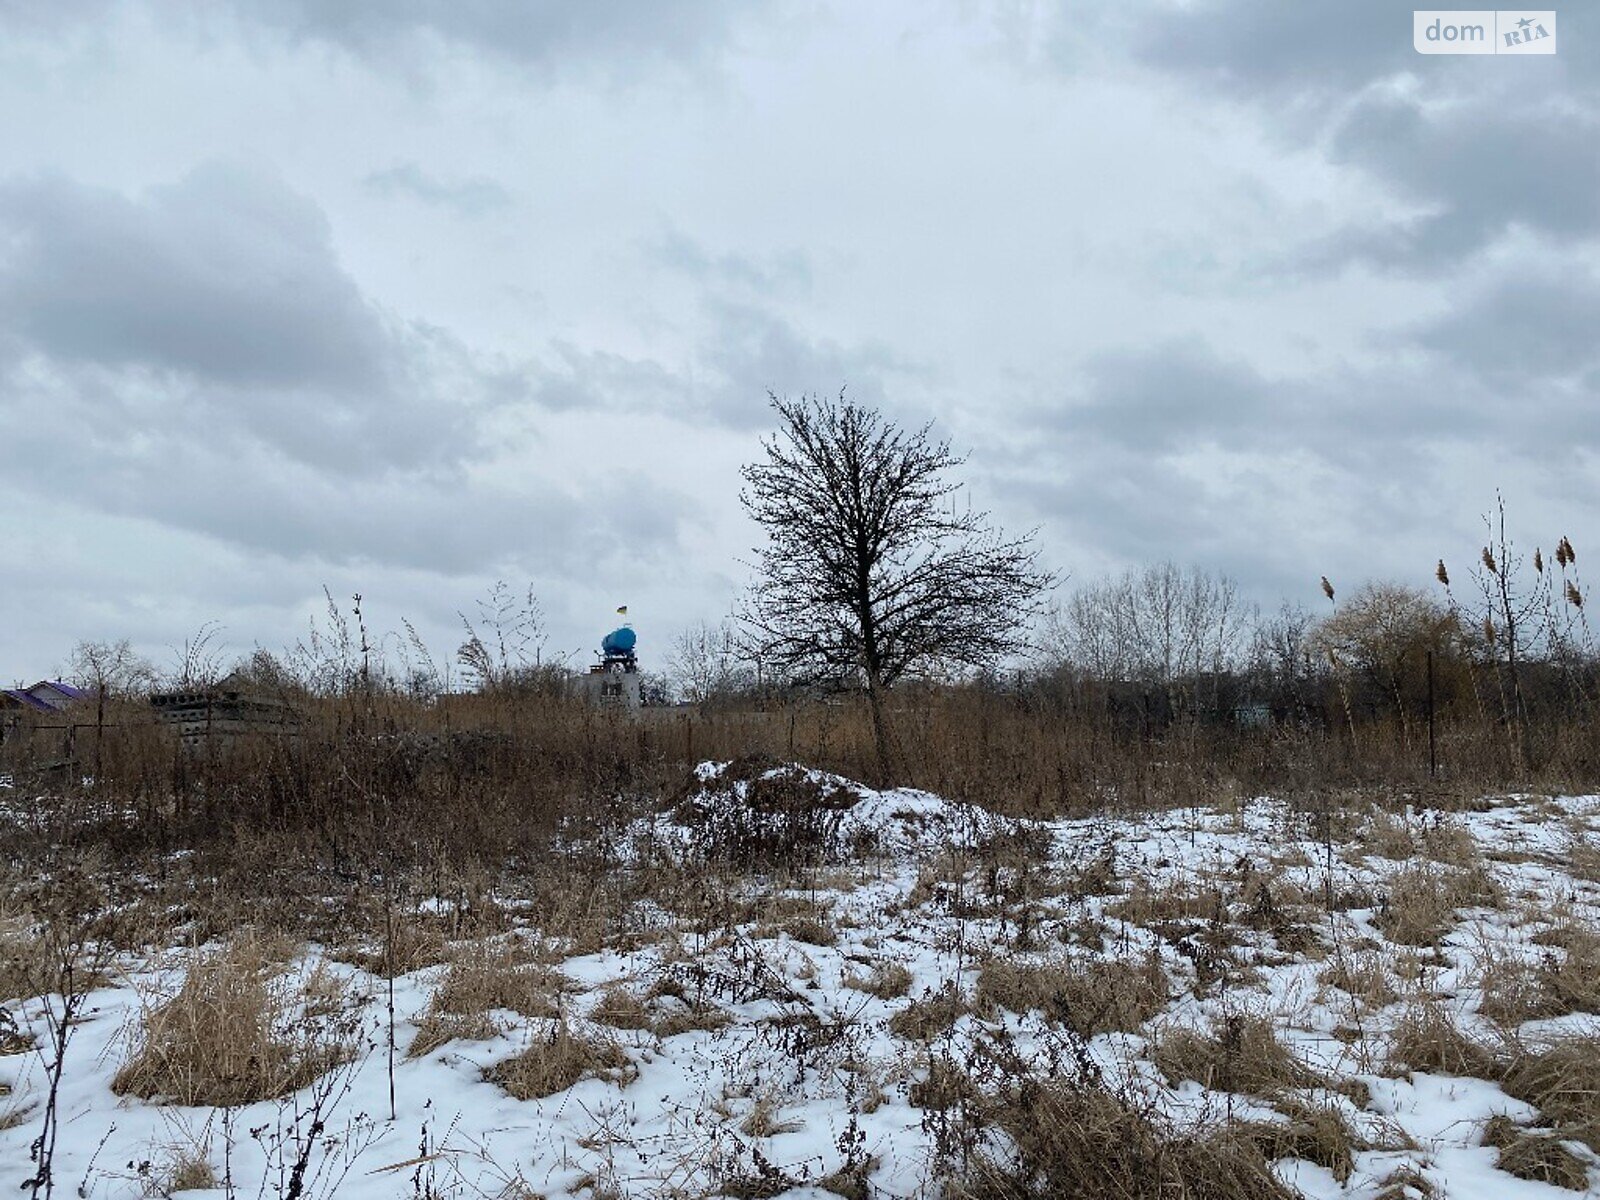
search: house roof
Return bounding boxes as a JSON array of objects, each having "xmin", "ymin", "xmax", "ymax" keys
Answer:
[{"xmin": 2, "ymin": 680, "xmax": 90, "ymax": 712}]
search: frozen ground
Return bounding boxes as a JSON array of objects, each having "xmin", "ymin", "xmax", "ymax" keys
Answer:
[{"xmin": 2, "ymin": 765, "xmax": 1598, "ymax": 1198}]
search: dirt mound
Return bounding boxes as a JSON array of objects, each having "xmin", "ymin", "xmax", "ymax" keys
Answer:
[{"xmin": 668, "ymin": 759, "xmax": 1014, "ymax": 866}]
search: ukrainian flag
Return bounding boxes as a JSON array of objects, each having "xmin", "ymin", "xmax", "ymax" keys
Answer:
[{"xmin": 616, "ymin": 605, "xmax": 628, "ymax": 616}]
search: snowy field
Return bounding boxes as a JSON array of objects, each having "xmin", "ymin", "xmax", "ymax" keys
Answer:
[{"xmin": 3, "ymin": 763, "xmax": 1599, "ymax": 1199}]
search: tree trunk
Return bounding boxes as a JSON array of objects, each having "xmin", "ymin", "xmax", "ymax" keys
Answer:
[{"xmin": 865, "ymin": 673, "xmax": 893, "ymax": 787}]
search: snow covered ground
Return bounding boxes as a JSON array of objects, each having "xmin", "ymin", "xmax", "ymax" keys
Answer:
[{"xmin": 2, "ymin": 765, "xmax": 1598, "ymax": 1199}]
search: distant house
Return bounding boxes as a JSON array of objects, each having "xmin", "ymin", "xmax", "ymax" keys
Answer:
[{"xmin": 0, "ymin": 680, "xmax": 90, "ymax": 714}]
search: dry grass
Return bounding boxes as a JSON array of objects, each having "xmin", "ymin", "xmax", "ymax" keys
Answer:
[
  {"xmin": 739, "ymin": 1091, "xmax": 804, "ymax": 1138},
  {"xmin": 147, "ymin": 1144, "xmax": 220, "ymax": 1195},
  {"xmin": 408, "ymin": 1009, "xmax": 502, "ymax": 1058},
  {"xmin": 433, "ymin": 939, "xmax": 567, "ymax": 1019},
  {"xmin": 974, "ymin": 952, "xmax": 1168, "ymax": 1038},
  {"xmin": 1106, "ymin": 883, "xmax": 1225, "ymax": 928},
  {"xmin": 1501, "ymin": 1035, "xmax": 1600, "ymax": 1155},
  {"xmin": 0, "ymin": 913, "xmax": 49, "ymax": 1001},
  {"xmin": 1387, "ymin": 1003, "xmax": 1502, "ymax": 1079},
  {"xmin": 1151, "ymin": 1014, "xmax": 1332, "ymax": 1098},
  {"xmin": 112, "ymin": 936, "xmax": 354, "ymax": 1106},
  {"xmin": 484, "ymin": 1024, "xmax": 635, "ymax": 1100},
  {"xmin": 1318, "ymin": 951, "xmax": 1398, "ymax": 1011},
  {"xmin": 338, "ymin": 919, "xmax": 447, "ymax": 977},
  {"xmin": 954, "ymin": 1079, "xmax": 1296, "ymax": 1200},
  {"xmin": 1244, "ymin": 1098, "xmax": 1363, "ymax": 1184},
  {"xmin": 843, "ymin": 960, "xmax": 913, "ymax": 1001},
  {"xmin": 590, "ymin": 986, "xmax": 654, "ymax": 1031},
  {"xmin": 750, "ymin": 895, "xmax": 838, "ymax": 947},
  {"xmin": 1374, "ymin": 862, "xmax": 1501, "ymax": 947},
  {"xmin": 1482, "ymin": 1114, "xmax": 1591, "ymax": 1191},
  {"xmin": 888, "ymin": 982, "xmax": 970, "ymax": 1042},
  {"xmin": 1372, "ymin": 1164, "xmax": 1438, "ymax": 1200}
]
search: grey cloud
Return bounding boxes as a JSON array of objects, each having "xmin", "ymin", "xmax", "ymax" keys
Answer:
[
  {"xmin": 527, "ymin": 342, "xmax": 688, "ymax": 415},
  {"xmin": 1412, "ymin": 269, "xmax": 1600, "ymax": 382},
  {"xmin": 363, "ymin": 163, "xmax": 512, "ymax": 216},
  {"xmin": 697, "ymin": 301, "xmax": 912, "ymax": 430},
  {"xmin": 1114, "ymin": 1, "xmax": 1600, "ymax": 276},
  {"xmin": 515, "ymin": 301, "xmax": 907, "ymax": 433},
  {"xmin": 223, "ymin": 0, "xmax": 747, "ymax": 76},
  {"xmin": 0, "ymin": 165, "xmax": 384, "ymax": 389},
  {"xmin": 643, "ymin": 229, "xmax": 812, "ymax": 298},
  {"xmin": 1061, "ymin": 339, "xmax": 1281, "ymax": 453},
  {"xmin": 1131, "ymin": 0, "xmax": 1422, "ymax": 99},
  {"xmin": 1322, "ymin": 95, "xmax": 1600, "ymax": 267},
  {"xmin": 0, "ymin": 368, "xmax": 699, "ymax": 578},
  {"xmin": 0, "ymin": 165, "xmax": 486, "ymax": 476}
]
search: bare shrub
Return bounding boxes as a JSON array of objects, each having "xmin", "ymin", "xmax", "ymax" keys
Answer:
[
  {"xmin": 112, "ymin": 938, "xmax": 355, "ymax": 1106},
  {"xmin": 484, "ymin": 1024, "xmax": 635, "ymax": 1100},
  {"xmin": 975, "ymin": 953, "xmax": 1168, "ymax": 1037}
]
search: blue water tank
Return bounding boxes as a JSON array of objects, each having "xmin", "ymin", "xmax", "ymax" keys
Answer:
[{"xmin": 601, "ymin": 626, "xmax": 637, "ymax": 656}]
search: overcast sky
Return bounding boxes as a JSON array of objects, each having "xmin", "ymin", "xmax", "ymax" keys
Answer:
[{"xmin": 2, "ymin": 1, "xmax": 1595, "ymax": 684}]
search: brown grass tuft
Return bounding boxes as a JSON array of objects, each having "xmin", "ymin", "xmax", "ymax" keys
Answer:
[
  {"xmin": 1500, "ymin": 1035, "xmax": 1600, "ymax": 1155},
  {"xmin": 1151, "ymin": 1014, "xmax": 1361, "ymax": 1101},
  {"xmin": 112, "ymin": 936, "xmax": 354, "ymax": 1106},
  {"xmin": 1375, "ymin": 863, "xmax": 1501, "ymax": 947},
  {"xmin": 1482, "ymin": 1115, "xmax": 1591, "ymax": 1191},
  {"xmin": 484, "ymin": 1024, "xmax": 635, "ymax": 1100},
  {"xmin": 888, "ymin": 983, "xmax": 970, "ymax": 1042},
  {"xmin": 433, "ymin": 939, "xmax": 567, "ymax": 1019},
  {"xmin": 1387, "ymin": 1003, "xmax": 1502, "ymax": 1079},
  {"xmin": 954, "ymin": 1079, "xmax": 1295, "ymax": 1200},
  {"xmin": 843, "ymin": 961, "xmax": 913, "ymax": 1001},
  {"xmin": 974, "ymin": 953, "xmax": 1168, "ymax": 1038}
]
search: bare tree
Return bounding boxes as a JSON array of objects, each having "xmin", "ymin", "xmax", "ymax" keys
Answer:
[
  {"xmin": 738, "ymin": 392, "xmax": 1052, "ymax": 780},
  {"xmin": 1050, "ymin": 563, "xmax": 1246, "ymax": 713},
  {"xmin": 668, "ymin": 619, "xmax": 755, "ymax": 707},
  {"xmin": 67, "ymin": 639, "xmax": 155, "ymax": 779}
]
